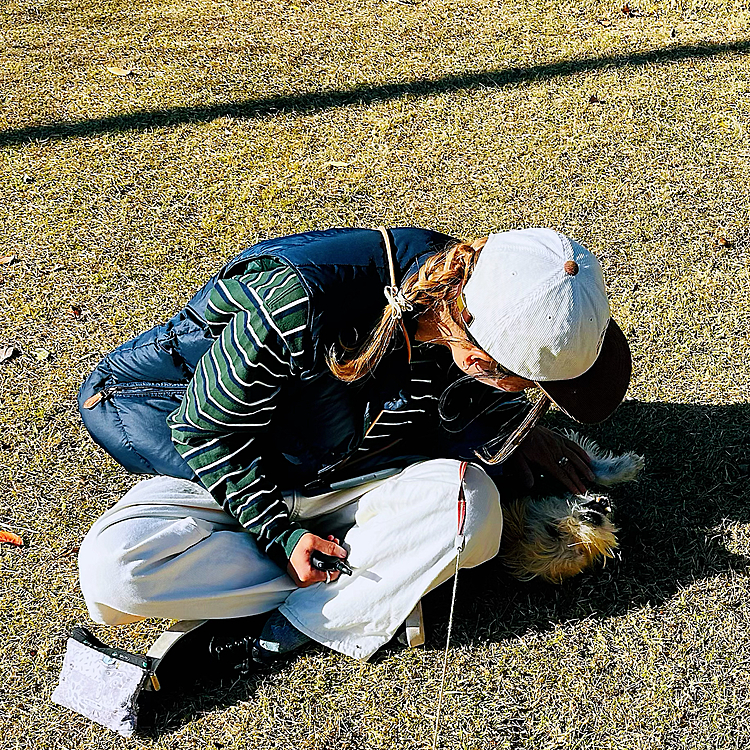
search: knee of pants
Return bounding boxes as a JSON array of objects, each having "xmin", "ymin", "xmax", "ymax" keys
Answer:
[
  {"xmin": 456, "ymin": 462, "xmax": 503, "ymax": 567},
  {"xmin": 378, "ymin": 458, "xmax": 502, "ymax": 564},
  {"xmin": 78, "ymin": 515, "xmax": 211, "ymax": 622},
  {"xmin": 78, "ymin": 524, "xmax": 135, "ymax": 623}
]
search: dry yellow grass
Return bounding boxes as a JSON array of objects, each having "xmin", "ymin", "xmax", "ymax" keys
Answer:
[{"xmin": 1, "ymin": 0, "xmax": 750, "ymax": 746}]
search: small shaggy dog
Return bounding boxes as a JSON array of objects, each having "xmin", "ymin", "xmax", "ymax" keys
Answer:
[{"xmin": 501, "ymin": 431, "xmax": 644, "ymax": 583}]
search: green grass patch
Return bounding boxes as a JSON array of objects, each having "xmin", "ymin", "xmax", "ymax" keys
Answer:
[{"xmin": 2, "ymin": 0, "xmax": 750, "ymax": 746}]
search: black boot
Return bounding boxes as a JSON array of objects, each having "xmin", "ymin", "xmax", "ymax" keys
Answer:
[
  {"xmin": 151, "ymin": 611, "xmax": 311, "ymax": 690},
  {"xmin": 208, "ymin": 611, "xmax": 312, "ymax": 676},
  {"xmin": 148, "ymin": 614, "xmax": 267, "ymax": 690}
]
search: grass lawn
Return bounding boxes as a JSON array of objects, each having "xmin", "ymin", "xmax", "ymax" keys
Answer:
[{"xmin": 1, "ymin": 0, "xmax": 750, "ymax": 746}]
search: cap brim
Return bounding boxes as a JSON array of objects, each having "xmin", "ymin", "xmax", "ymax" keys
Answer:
[{"xmin": 537, "ymin": 318, "xmax": 632, "ymax": 424}]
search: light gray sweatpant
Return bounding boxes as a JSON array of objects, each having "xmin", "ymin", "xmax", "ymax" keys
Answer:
[{"xmin": 78, "ymin": 459, "xmax": 503, "ymax": 660}]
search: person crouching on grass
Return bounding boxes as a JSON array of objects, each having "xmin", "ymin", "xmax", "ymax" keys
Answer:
[{"xmin": 77, "ymin": 226, "xmax": 631, "ymax": 676}]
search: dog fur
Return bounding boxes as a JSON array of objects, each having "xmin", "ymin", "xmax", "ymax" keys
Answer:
[{"xmin": 500, "ymin": 432, "xmax": 644, "ymax": 583}]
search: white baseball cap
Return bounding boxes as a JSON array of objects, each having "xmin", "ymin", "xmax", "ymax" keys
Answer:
[{"xmin": 462, "ymin": 228, "xmax": 631, "ymax": 423}]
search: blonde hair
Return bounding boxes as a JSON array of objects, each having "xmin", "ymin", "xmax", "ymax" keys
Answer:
[{"xmin": 327, "ymin": 239, "xmax": 487, "ymax": 382}]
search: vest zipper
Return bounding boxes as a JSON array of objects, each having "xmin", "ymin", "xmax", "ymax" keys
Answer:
[{"xmin": 83, "ymin": 382, "xmax": 187, "ymax": 409}]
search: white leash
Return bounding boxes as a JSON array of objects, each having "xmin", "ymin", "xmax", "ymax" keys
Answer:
[{"xmin": 431, "ymin": 461, "xmax": 468, "ymax": 750}]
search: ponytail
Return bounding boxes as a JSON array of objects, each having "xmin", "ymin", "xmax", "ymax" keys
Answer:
[{"xmin": 327, "ymin": 240, "xmax": 484, "ymax": 382}]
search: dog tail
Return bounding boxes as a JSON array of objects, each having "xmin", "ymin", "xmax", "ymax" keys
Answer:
[{"xmin": 562, "ymin": 430, "xmax": 645, "ymax": 486}]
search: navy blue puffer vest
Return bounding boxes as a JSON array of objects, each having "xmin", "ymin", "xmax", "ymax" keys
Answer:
[{"xmin": 78, "ymin": 227, "xmax": 461, "ymax": 482}]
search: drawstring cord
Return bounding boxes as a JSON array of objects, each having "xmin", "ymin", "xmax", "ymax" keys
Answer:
[{"xmin": 377, "ymin": 226, "xmax": 412, "ymax": 363}]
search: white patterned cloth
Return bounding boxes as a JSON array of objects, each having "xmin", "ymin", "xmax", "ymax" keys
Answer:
[{"xmin": 79, "ymin": 459, "xmax": 503, "ymax": 660}]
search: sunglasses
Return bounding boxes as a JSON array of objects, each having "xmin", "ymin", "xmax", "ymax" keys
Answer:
[{"xmin": 473, "ymin": 396, "xmax": 551, "ymax": 465}]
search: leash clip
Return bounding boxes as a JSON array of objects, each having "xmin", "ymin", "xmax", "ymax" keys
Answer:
[{"xmin": 454, "ymin": 533, "xmax": 465, "ymax": 553}]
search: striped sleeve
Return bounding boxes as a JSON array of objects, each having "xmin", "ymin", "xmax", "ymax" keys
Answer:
[{"xmin": 168, "ymin": 262, "xmax": 310, "ymax": 567}]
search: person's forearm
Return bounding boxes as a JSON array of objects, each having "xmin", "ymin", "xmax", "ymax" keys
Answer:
[
  {"xmin": 168, "ymin": 269, "xmax": 312, "ymax": 565},
  {"xmin": 171, "ymin": 417, "xmax": 308, "ymax": 565}
]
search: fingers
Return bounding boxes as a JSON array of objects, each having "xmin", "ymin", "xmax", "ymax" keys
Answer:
[
  {"xmin": 514, "ymin": 452, "xmax": 535, "ymax": 490},
  {"xmin": 287, "ymin": 533, "xmax": 346, "ymax": 588},
  {"xmin": 309, "ymin": 535, "xmax": 347, "ymax": 558},
  {"xmin": 553, "ymin": 451, "xmax": 591, "ymax": 494},
  {"xmin": 520, "ymin": 426, "xmax": 592, "ymax": 493},
  {"xmin": 565, "ymin": 451, "xmax": 594, "ymax": 486},
  {"xmin": 558, "ymin": 438, "xmax": 595, "ymax": 490},
  {"xmin": 555, "ymin": 462, "xmax": 588, "ymax": 495},
  {"xmin": 566, "ymin": 439, "xmax": 592, "ymax": 466}
]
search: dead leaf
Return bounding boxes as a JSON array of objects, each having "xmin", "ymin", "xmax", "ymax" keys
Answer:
[
  {"xmin": 714, "ymin": 236, "xmax": 732, "ymax": 247},
  {"xmin": 0, "ymin": 255, "xmax": 16, "ymax": 265},
  {"xmin": 106, "ymin": 65, "xmax": 133, "ymax": 77},
  {"xmin": 0, "ymin": 530, "xmax": 23, "ymax": 546},
  {"xmin": 597, "ymin": 18, "xmax": 612, "ymax": 26},
  {"xmin": 55, "ymin": 544, "xmax": 80, "ymax": 558},
  {"xmin": 34, "ymin": 348, "xmax": 51, "ymax": 361},
  {"xmin": 621, "ymin": 3, "xmax": 633, "ymax": 15},
  {"xmin": 589, "ymin": 95, "xmax": 606, "ymax": 104},
  {"xmin": 68, "ymin": 304, "xmax": 84, "ymax": 319},
  {"xmin": 0, "ymin": 345, "xmax": 20, "ymax": 364}
]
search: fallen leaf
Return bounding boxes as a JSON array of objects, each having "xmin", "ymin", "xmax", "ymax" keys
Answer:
[
  {"xmin": 0, "ymin": 345, "xmax": 20, "ymax": 364},
  {"xmin": 0, "ymin": 255, "xmax": 17, "ymax": 265},
  {"xmin": 56, "ymin": 544, "xmax": 80, "ymax": 558},
  {"xmin": 34, "ymin": 348, "xmax": 51, "ymax": 361},
  {"xmin": 589, "ymin": 95, "xmax": 606, "ymax": 104},
  {"xmin": 597, "ymin": 18, "xmax": 612, "ymax": 26},
  {"xmin": 621, "ymin": 3, "xmax": 633, "ymax": 15},
  {"xmin": 68, "ymin": 304, "xmax": 84, "ymax": 319},
  {"xmin": 714, "ymin": 236, "xmax": 732, "ymax": 247},
  {"xmin": 106, "ymin": 65, "xmax": 133, "ymax": 77},
  {"xmin": 0, "ymin": 530, "xmax": 23, "ymax": 546}
]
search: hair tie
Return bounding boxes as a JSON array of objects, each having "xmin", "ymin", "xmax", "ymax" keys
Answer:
[{"xmin": 384, "ymin": 284, "xmax": 413, "ymax": 320}]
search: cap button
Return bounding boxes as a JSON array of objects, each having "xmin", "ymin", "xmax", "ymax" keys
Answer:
[{"xmin": 564, "ymin": 260, "xmax": 579, "ymax": 276}]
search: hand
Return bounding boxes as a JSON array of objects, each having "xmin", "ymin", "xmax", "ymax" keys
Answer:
[
  {"xmin": 287, "ymin": 533, "xmax": 347, "ymax": 588},
  {"xmin": 512, "ymin": 425, "xmax": 595, "ymax": 494}
]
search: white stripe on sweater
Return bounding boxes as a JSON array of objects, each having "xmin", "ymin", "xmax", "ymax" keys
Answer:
[
  {"xmin": 208, "ymin": 345, "xmax": 281, "ymax": 409},
  {"xmin": 179, "ymin": 436, "xmax": 220, "ymax": 459},
  {"xmin": 218, "ymin": 281, "xmax": 288, "ymax": 367},
  {"xmin": 248, "ymin": 286, "xmax": 306, "ymax": 359},
  {"xmin": 274, "ymin": 296, "xmax": 309, "ymax": 315},
  {"xmin": 219, "ymin": 331, "xmax": 286, "ymax": 386},
  {"xmin": 236, "ymin": 495, "xmax": 283, "ymax": 524},
  {"xmin": 199, "ymin": 436, "xmax": 256, "ymax": 481}
]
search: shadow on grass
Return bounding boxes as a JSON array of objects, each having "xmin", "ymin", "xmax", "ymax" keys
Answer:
[
  {"xmin": 3, "ymin": 40, "xmax": 750, "ymax": 148},
  {"xmin": 138, "ymin": 400, "xmax": 750, "ymax": 735},
  {"xmin": 427, "ymin": 399, "xmax": 750, "ymax": 646},
  {"xmin": 138, "ymin": 672, "xmax": 263, "ymax": 737}
]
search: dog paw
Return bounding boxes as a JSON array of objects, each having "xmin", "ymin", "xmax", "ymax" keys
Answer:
[{"xmin": 562, "ymin": 430, "xmax": 645, "ymax": 486}]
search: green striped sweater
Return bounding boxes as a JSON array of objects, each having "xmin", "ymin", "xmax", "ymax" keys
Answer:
[{"xmin": 168, "ymin": 259, "xmax": 311, "ymax": 566}]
